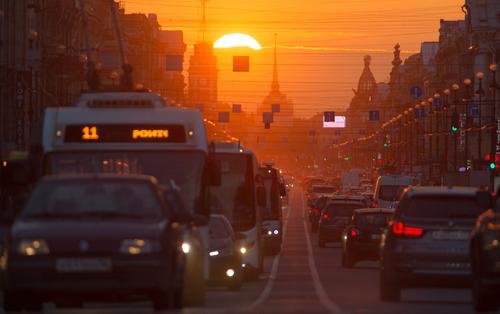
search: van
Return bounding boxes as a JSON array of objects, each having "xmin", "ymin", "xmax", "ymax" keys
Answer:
[{"xmin": 373, "ymin": 175, "xmax": 413, "ymax": 209}]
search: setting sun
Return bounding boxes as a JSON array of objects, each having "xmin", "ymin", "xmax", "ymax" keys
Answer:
[{"xmin": 214, "ymin": 33, "xmax": 262, "ymax": 50}]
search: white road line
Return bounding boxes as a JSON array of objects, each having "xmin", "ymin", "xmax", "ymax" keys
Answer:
[
  {"xmin": 301, "ymin": 191, "xmax": 343, "ymax": 314},
  {"xmin": 238, "ymin": 191, "xmax": 292, "ymax": 312}
]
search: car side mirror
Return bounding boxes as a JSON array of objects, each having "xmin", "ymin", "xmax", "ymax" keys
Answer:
[
  {"xmin": 234, "ymin": 232, "xmax": 246, "ymax": 241},
  {"xmin": 476, "ymin": 191, "xmax": 492, "ymax": 210},
  {"xmin": 257, "ymin": 186, "xmax": 266, "ymax": 206}
]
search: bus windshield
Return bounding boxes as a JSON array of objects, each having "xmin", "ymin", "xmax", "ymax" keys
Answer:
[
  {"xmin": 210, "ymin": 154, "xmax": 255, "ymax": 232},
  {"xmin": 45, "ymin": 151, "xmax": 205, "ymax": 215}
]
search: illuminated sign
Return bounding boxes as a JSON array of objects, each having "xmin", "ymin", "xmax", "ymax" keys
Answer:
[
  {"xmin": 64, "ymin": 124, "xmax": 185, "ymax": 143},
  {"xmin": 323, "ymin": 115, "xmax": 346, "ymax": 128}
]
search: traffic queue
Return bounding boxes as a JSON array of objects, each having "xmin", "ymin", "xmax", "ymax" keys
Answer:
[
  {"xmin": 0, "ymin": 90, "xmax": 289, "ymax": 311},
  {"xmin": 304, "ymin": 172, "xmax": 500, "ymax": 312}
]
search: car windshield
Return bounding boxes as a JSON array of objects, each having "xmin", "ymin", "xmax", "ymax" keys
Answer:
[
  {"xmin": 45, "ymin": 151, "xmax": 205, "ymax": 215},
  {"xmin": 260, "ymin": 170, "xmax": 281, "ymax": 220},
  {"xmin": 22, "ymin": 180, "xmax": 163, "ymax": 220},
  {"xmin": 378, "ymin": 185, "xmax": 406, "ymax": 201},
  {"xmin": 312, "ymin": 186, "xmax": 336, "ymax": 194},
  {"xmin": 405, "ymin": 196, "xmax": 485, "ymax": 219},
  {"xmin": 325, "ymin": 203, "xmax": 362, "ymax": 217},
  {"xmin": 210, "ymin": 153, "xmax": 255, "ymax": 231},
  {"xmin": 210, "ymin": 217, "xmax": 230, "ymax": 239},
  {"xmin": 356, "ymin": 213, "xmax": 392, "ymax": 228}
]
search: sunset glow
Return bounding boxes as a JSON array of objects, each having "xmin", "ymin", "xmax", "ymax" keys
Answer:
[{"xmin": 214, "ymin": 33, "xmax": 262, "ymax": 50}]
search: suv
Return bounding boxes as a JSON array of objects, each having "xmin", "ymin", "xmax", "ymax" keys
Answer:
[
  {"xmin": 318, "ymin": 196, "xmax": 367, "ymax": 247},
  {"xmin": 380, "ymin": 186, "xmax": 491, "ymax": 302},
  {"xmin": 373, "ymin": 175, "xmax": 413, "ymax": 209},
  {"xmin": 470, "ymin": 206, "xmax": 500, "ymax": 312}
]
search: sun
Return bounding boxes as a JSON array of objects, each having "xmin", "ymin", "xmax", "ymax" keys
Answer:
[{"xmin": 214, "ymin": 33, "xmax": 262, "ymax": 50}]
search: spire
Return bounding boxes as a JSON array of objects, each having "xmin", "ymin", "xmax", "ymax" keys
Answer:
[
  {"xmin": 200, "ymin": 0, "xmax": 208, "ymax": 42},
  {"xmin": 271, "ymin": 33, "xmax": 280, "ymax": 93},
  {"xmin": 355, "ymin": 55, "xmax": 377, "ymax": 98}
]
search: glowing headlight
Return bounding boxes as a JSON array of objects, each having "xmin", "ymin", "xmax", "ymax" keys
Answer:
[
  {"xmin": 209, "ymin": 250, "xmax": 219, "ymax": 257},
  {"xmin": 239, "ymin": 247, "xmax": 247, "ymax": 255},
  {"xmin": 120, "ymin": 239, "xmax": 153, "ymax": 255},
  {"xmin": 181, "ymin": 242, "xmax": 191, "ymax": 254},
  {"xmin": 17, "ymin": 239, "xmax": 49, "ymax": 256},
  {"xmin": 273, "ymin": 229, "xmax": 279, "ymax": 235},
  {"xmin": 226, "ymin": 268, "xmax": 235, "ymax": 277},
  {"xmin": 267, "ymin": 230, "xmax": 272, "ymax": 235}
]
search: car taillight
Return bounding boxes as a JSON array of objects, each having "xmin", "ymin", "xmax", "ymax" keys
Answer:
[
  {"xmin": 350, "ymin": 229, "xmax": 359, "ymax": 237},
  {"xmin": 322, "ymin": 213, "xmax": 329, "ymax": 220},
  {"xmin": 391, "ymin": 221, "xmax": 424, "ymax": 237},
  {"xmin": 374, "ymin": 202, "xmax": 379, "ymax": 208}
]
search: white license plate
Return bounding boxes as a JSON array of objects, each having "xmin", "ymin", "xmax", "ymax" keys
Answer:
[
  {"xmin": 432, "ymin": 231, "xmax": 469, "ymax": 241},
  {"xmin": 56, "ymin": 258, "xmax": 112, "ymax": 273},
  {"xmin": 371, "ymin": 234, "xmax": 381, "ymax": 240}
]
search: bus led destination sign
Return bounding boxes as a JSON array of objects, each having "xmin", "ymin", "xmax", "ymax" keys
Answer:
[{"xmin": 64, "ymin": 124, "xmax": 186, "ymax": 143}]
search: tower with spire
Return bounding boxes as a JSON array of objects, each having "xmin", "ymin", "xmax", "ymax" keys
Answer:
[
  {"xmin": 257, "ymin": 34, "xmax": 294, "ymax": 127},
  {"xmin": 187, "ymin": 0, "xmax": 218, "ymax": 118}
]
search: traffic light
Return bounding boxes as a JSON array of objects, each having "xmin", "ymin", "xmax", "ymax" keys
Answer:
[
  {"xmin": 451, "ymin": 111, "xmax": 459, "ymax": 132},
  {"xmin": 484, "ymin": 153, "xmax": 500, "ymax": 170}
]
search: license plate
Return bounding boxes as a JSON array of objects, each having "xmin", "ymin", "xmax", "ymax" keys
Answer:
[
  {"xmin": 371, "ymin": 234, "xmax": 381, "ymax": 240},
  {"xmin": 56, "ymin": 258, "xmax": 112, "ymax": 273},
  {"xmin": 432, "ymin": 230, "xmax": 469, "ymax": 241}
]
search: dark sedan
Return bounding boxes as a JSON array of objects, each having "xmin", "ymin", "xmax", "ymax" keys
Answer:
[
  {"xmin": 341, "ymin": 208, "xmax": 393, "ymax": 268},
  {"xmin": 208, "ymin": 214, "xmax": 244, "ymax": 290},
  {"xmin": 470, "ymin": 207, "xmax": 500, "ymax": 312},
  {"xmin": 2, "ymin": 174, "xmax": 187, "ymax": 311}
]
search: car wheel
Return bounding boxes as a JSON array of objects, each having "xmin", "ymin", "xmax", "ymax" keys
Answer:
[
  {"xmin": 379, "ymin": 270, "xmax": 401, "ymax": 302},
  {"xmin": 473, "ymin": 275, "xmax": 497, "ymax": 312},
  {"xmin": 152, "ymin": 290, "xmax": 171, "ymax": 311},
  {"xmin": 342, "ymin": 250, "xmax": 355, "ymax": 268}
]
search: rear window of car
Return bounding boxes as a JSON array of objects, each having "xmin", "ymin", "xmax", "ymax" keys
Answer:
[
  {"xmin": 356, "ymin": 213, "xmax": 392, "ymax": 228},
  {"xmin": 404, "ymin": 196, "xmax": 485, "ymax": 219},
  {"xmin": 325, "ymin": 203, "xmax": 363, "ymax": 217},
  {"xmin": 23, "ymin": 179, "xmax": 163, "ymax": 219},
  {"xmin": 312, "ymin": 186, "xmax": 336, "ymax": 194},
  {"xmin": 378, "ymin": 185, "xmax": 406, "ymax": 201},
  {"xmin": 210, "ymin": 217, "xmax": 230, "ymax": 239}
]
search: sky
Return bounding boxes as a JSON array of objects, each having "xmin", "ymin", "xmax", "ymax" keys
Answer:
[{"xmin": 122, "ymin": 0, "xmax": 464, "ymax": 117}]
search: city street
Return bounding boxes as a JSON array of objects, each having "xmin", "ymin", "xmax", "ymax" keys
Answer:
[{"xmin": 6, "ymin": 186, "xmax": 481, "ymax": 314}]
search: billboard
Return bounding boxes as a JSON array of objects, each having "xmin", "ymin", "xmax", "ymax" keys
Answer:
[{"xmin": 323, "ymin": 115, "xmax": 346, "ymax": 128}]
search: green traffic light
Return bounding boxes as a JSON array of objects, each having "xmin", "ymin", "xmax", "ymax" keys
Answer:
[
  {"xmin": 383, "ymin": 143, "xmax": 389, "ymax": 148},
  {"xmin": 344, "ymin": 156, "xmax": 350, "ymax": 161},
  {"xmin": 490, "ymin": 162, "xmax": 496, "ymax": 170},
  {"xmin": 451, "ymin": 126, "xmax": 458, "ymax": 132}
]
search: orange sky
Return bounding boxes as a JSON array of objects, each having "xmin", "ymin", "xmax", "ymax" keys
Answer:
[{"xmin": 123, "ymin": 0, "xmax": 464, "ymax": 117}]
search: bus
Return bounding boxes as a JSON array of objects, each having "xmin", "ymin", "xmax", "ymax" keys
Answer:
[
  {"xmin": 32, "ymin": 91, "xmax": 218, "ymax": 306},
  {"xmin": 211, "ymin": 141, "xmax": 265, "ymax": 279},
  {"xmin": 259, "ymin": 164, "xmax": 286, "ymax": 255}
]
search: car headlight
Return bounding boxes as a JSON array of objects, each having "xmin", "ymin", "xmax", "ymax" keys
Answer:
[
  {"xmin": 120, "ymin": 239, "xmax": 155, "ymax": 255},
  {"xmin": 17, "ymin": 239, "xmax": 49, "ymax": 256},
  {"xmin": 239, "ymin": 246, "xmax": 247, "ymax": 255},
  {"xmin": 180, "ymin": 241, "xmax": 191, "ymax": 254},
  {"xmin": 209, "ymin": 250, "xmax": 219, "ymax": 257}
]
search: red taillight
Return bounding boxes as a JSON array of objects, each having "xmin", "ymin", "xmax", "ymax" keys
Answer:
[
  {"xmin": 391, "ymin": 221, "xmax": 424, "ymax": 237},
  {"xmin": 350, "ymin": 229, "xmax": 358, "ymax": 237},
  {"xmin": 322, "ymin": 213, "xmax": 329, "ymax": 220},
  {"xmin": 374, "ymin": 202, "xmax": 379, "ymax": 208}
]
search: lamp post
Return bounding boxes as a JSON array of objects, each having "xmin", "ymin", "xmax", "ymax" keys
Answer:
[
  {"xmin": 476, "ymin": 71, "xmax": 485, "ymax": 169},
  {"xmin": 464, "ymin": 78, "xmax": 473, "ymax": 169},
  {"xmin": 452, "ymin": 83, "xmax": 460, "ymax": 171},
  {"xmin": 434, "ymin": 92, "xmax": 441, "ymax": 179},
  {"xmin": 443, "ymin": 88, "xmax": 451, "ymax": 177}
]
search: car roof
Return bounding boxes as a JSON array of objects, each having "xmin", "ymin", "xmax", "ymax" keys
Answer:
[
  {"xmin": 404, "ymin": 186, "xmax": 481, "ymax": 197},
  {"xmin": 40, "ymin": 173, "xmax": 158, "ymax": 184},
  {"xmin": 354, "ymin": 208, "xmax": 394, "ymax": 214}
]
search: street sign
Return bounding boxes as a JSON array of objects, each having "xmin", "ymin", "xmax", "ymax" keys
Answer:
[
  {"xmin": 232, "ymin": 104, "xmax": 241, "ymax": 113},
  {"xmin": 324, "ymin": 111, "xmax": 335, "ymax": 122},
  {"xmin": 368, "ymin": 110, "xmax": 380, "ymax": 121},
  {"xmin": 233, "ymin": 56, "xmax": 249, "ymax": 72},
  {"xmin": 410, "ymin": 86, "xmax": 422, "ymax": 98},
  {"xmin": 272, "ymin": 103, "xmax": 281, "ymax": 113},
  {"xmin": 218, "ymin": 112, "xmax": 230, "ymax": 123}
]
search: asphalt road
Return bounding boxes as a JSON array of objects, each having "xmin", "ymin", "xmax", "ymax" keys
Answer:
[{"xmin": 3, "ymin": 187, "xmax": 488, "ymax": 313}]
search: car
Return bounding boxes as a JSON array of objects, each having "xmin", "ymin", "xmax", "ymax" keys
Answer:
[
  {"xmin": 379, "ymin": 186, "xmax": 491, "ymax": 302},
  {"xmin": 470, "ymin": 203, "xmax": 500, "ymax": 312},
  {"xmin": 208, "ymin": 215, "xmax": 244, "ymax": 290},
  {"xmin": 373, "ymin": 175, "xmax": 414, "ymax": 209},
  {"xmin": 2, "ymin": 174, "xmax": 192, "ymax": 311},
  {"xmin": 341, "ymin": 208, "xmax": 394, "ymax": 268},
  {"xmin": 317, "ymin": 196, "xmax": 367, "ymax": 247},
  {"xmin": 309, "ymin": 195, "xmax": 329, "ymax": 233}
]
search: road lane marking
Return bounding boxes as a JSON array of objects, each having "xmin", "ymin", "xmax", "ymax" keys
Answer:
[
  {"xmin": 238, "ymin": 188, "xmax": 293, "ymax": 312},
  {"xmin": 301, "ymin": 191, "xmax": 343, "ymax": 313}
]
